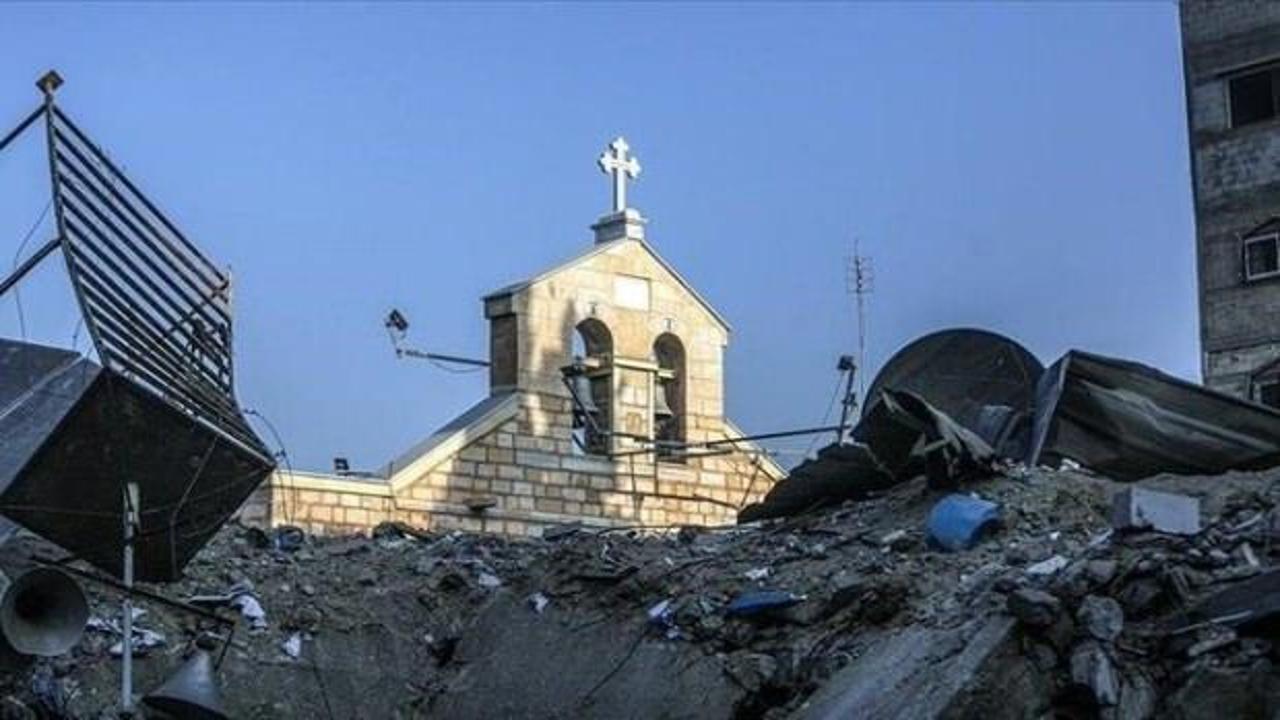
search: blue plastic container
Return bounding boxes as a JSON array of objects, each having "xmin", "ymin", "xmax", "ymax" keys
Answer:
[{"xmin": 926, "ymin": 494, "xmax": 1000, "ymax": 552}]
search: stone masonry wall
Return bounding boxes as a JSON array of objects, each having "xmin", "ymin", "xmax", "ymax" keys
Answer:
[{"xmin": 251, "ymin": 390, "xmax": 774, "ymax": 538}]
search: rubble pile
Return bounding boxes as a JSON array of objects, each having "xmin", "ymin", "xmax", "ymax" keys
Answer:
[{"xmin": 1, "ymin": 462, "xmax": 1278, "ymax": 718}]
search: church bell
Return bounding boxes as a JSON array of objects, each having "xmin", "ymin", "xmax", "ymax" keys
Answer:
[
  {"xmin": 653, "ymin": 380, "xmax": 674, "ymax": 419},
  {"xmin": 141, "ymin": 650, "xmax": 229, "ymax": 720},
  {"xmin": 571, "ymin": 375, "xmax": 601, "ymax": 424}
]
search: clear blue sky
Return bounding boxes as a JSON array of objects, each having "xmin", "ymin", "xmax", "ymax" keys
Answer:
[{"xmin": 0, "ymin": 3, "xmax": 1194, "ymax": 471}]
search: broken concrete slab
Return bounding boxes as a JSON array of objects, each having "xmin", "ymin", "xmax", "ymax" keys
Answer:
[
  {"xmin": 1008, "ymin": 588, "xmax": 1063, "ymax": 629},
  {"xmin": 1112, "ymin": 488, "xmax": 1201, "ymax": 536},
  {"xmin": 431, "ymin": 593, "xmax": 745, "ymax": 719},
  {"xmin": 1070, "ymin": 640, "xmax": 1119, "ymax": 706},
  {"xmin": 1176, "ymin": 568, "xmax": 1280, "ymax": 635},
  {"xmin": 796, "ymin": 616, "xmax": 1036, "ymax": 720},
  {"xmin": 1077, "ymin": 595, "xmax": 1124, "ymax": 642}
]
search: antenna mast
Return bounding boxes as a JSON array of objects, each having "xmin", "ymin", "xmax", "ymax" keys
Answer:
[{"xmin": 845, "ymin": 239, "xmax": 873, "ymax": 399}]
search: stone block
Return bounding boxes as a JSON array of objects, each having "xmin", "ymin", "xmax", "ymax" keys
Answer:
[
  {"xmin": 488, "ymin": 447, "xmax": 515, "ymax": 464},
  {"xmin": 460, "ymin": 445, "xmax": 488, "ymax": 462},
  {"xmin": 339, "ymin": 494, "xmax": 361, "ymax": 509},
  {"xmin": 515, "ymin": 450, "xmax": 561, "ymax": 470},
  {"xmin": 535, "ymin": 498, "xmax": 565, "ymax": 514},
  {"xmin": 498, "ymin": 465, "xmax": 523, "ymax": 481},
  {"xmin": 1111, "ymin": 488, "xmax": 1201, "ymax": 535}
]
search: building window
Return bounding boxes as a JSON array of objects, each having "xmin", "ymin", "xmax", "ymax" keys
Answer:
[
  {"xmin": 1230, "ymin": 65, "xmax": 1280, "ymax": 128},
  {"xmin": 569, "ymin": 319, "xmax": 612, "ymax": 455},
  {"xmin": 653, "ymin": 333, "xmax": 686, "ymax": 461},
  {"xmin": 1244, "ymin": 233, "xmax": 1280, "ymax": 281},
  {"xmin": 1259, "ymin": 381, "xmax": 1280, "ymax": 409}
]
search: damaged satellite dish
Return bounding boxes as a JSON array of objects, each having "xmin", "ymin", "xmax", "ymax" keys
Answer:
[{"xmin": 864, "ymin": 328, "xmax": 1044, "ymax": 456}]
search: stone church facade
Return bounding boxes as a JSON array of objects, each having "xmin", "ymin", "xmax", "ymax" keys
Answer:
[{"xmin": 242, "ymin": 138, "xmax": 784, "ymax": 537}]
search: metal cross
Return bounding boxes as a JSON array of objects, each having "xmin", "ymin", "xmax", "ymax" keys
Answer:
[{"xmin": 597, "ymin": 137, "xmax": 641, "ymax": 213}]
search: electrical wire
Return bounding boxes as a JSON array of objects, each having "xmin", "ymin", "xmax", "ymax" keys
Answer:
[
  {"xmin": 801, "ymin": 371, "xmax": 847, "ymax": 458},
  {"xmin": 244, "ymin": 407, "xmax": 298, "ymax": 525},
  {"xmin": 8, "ymin": 198, "xmax": 52, "ymax": 338}
]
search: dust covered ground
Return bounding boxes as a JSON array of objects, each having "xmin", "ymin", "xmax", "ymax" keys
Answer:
[{"xmin": 2, "ymin": 464, "xmax": 1280, "ymax": 719}]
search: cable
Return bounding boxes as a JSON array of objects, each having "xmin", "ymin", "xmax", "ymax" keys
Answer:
[
  {"xmin": 244, "ymin": 407, "xmax": 297, "ymax": 525},
  {"xmin": 802, "ymin": 371, "xmax": 846, "ymax": 458},
  {"xmin": 8, "ymin": 199, "xmax": 52, "ymax": 338}
]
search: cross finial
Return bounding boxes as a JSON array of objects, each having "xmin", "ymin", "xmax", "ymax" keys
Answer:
[{"xmin": 598, "ymin": 137, "xmax": 641, "ymax": 213}]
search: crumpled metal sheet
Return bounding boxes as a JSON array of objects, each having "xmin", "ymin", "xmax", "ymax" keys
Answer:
[
  {"xmin": 863, "ymin": 328, "xmax": 1043, "ymax": 459},
  {"xmin": 1027, "ymin": 351, "xmax": 1280, "ymax": 481},
  {"xmin": 0, "ymin": 337, "xmax": 275, "ymax": 582},
  {"xmin": 739, "ymin": 390, "xmax": 998, "ymax": 523}
]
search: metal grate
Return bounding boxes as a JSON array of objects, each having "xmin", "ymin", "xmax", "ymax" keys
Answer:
[{"xmin": 48, "ymin": 107, "xmax": 268, "ymax": 459}]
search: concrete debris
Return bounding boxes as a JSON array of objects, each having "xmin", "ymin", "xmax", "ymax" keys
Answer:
[
  {"xmin": 1, "ymin": 463, "xmax": 1279, "ymax": 718},
  {"xmin": 281, "ymin": 632, "xmax": 303, "ymax": 659},
  {"xmin": 1070, "ymin": 640, "xmax": 1120, "ymax": 706},
  {"xmin": 1077, "ymin": 595, "xmax": 1124, "ymax": 642},
  {"xmin": 1008, "ymin": 587, "xmax": 1062, "ymax": 628},
  {"xmin": 1026, "ymin": 555, "xmax": 1069, "ymax": 576},
  {"xmin": 1112, "ymin": 487, "xmax": 1201, "ymax": 536},
  {"xmin": 230, "ymin": 593, "xmax": 267, "ymax": 629}
]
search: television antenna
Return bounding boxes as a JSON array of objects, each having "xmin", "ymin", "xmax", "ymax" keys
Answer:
[{"xmin": 844, "ymin": 239, "xmax": 873, "ymax": 400}]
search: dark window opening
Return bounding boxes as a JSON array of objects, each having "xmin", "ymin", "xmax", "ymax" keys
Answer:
[
  {"xmin": 570, "ymin": 319, "xmax": 612, "ymax": 456},
  {"xmin": 1230, "ymin": 68, "xmax": 1280, "ymax": 128},
  {"xmin": 1245, "ymin": 233, "xmax": 1280, "ymax": 281},
  {"xmin": 1259, "ymin": 381, "xmax": 1280, "ymax": 409},
  {"xmin": 653, "ymin": 333, "xmax": 686, "ymax": 462}
]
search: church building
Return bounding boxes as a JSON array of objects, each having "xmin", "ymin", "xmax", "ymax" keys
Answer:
[{"xmin": 243, "ymin": 138, "xmax": 785, "ymax": 536}]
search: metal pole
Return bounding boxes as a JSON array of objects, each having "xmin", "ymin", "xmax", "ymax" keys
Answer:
[
  {"xmin": 120, "ymin": 482, "xmax": 139, "ymax": 717},
  {"xmin": 396, "ymin": 347, "xmax": 490, "ymax": 367},
  {"xmin": 0, "ymin": 236, "xmax": 60, "ymax": 298},
  {"xmin": 835, "ymin": 356, "xmax": 858, "ymax": 444}
]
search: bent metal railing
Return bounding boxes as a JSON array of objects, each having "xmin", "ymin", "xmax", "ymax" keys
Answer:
[{"xmin": 1, "ymin": 73, "xmax": 271, "ymax": 463}]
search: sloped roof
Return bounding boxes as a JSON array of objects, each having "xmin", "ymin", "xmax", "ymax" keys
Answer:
[
  {"xmin": 483, "ymin": 238, "xmax": 731, "ymax": 332},
  {"xmin": 380, "ymin": 391, "xmax": 519, "ymax": 487}
]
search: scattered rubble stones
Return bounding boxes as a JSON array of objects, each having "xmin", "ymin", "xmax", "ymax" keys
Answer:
[
  {"xmin": 0, "ymin": 466, "xmax": 1277, "ymax": 718},
  {"xmin": 1077, "ymin": 595, "xmax": 1124, "ymax": 642},
  {"xmin": 1008, "ymin": 588, "xmax": 1062, "ymax": 628}
]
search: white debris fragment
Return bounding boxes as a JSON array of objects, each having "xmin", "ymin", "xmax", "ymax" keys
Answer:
[
  {"xmin": 528, "ymin": 592, "xmax": 550, "ymax": 613},
  {"xmin": 282, "ymin": 632, "xmax": 303, "ymax": 659},
  {"xmin": 108, "ymin": 627, "xmax": 166, "ymax": 657},
  {"xmin": 647, "ymin": 599, "xmax": 673, "ymax": 624},
  {"xmin": 477, "ymin": 572, "xmax": 502, "ymax": 589},
  {"xmin": 744, "ymin": 567, "xmax": 770, "ymax": 582},
  {"xmin": 231, "ymin": 594, "xmax": 267, "ymax": 629},
  {"xmin": 1026, "ymin": 555, "xmax": 1069, "ymax": 576}
]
